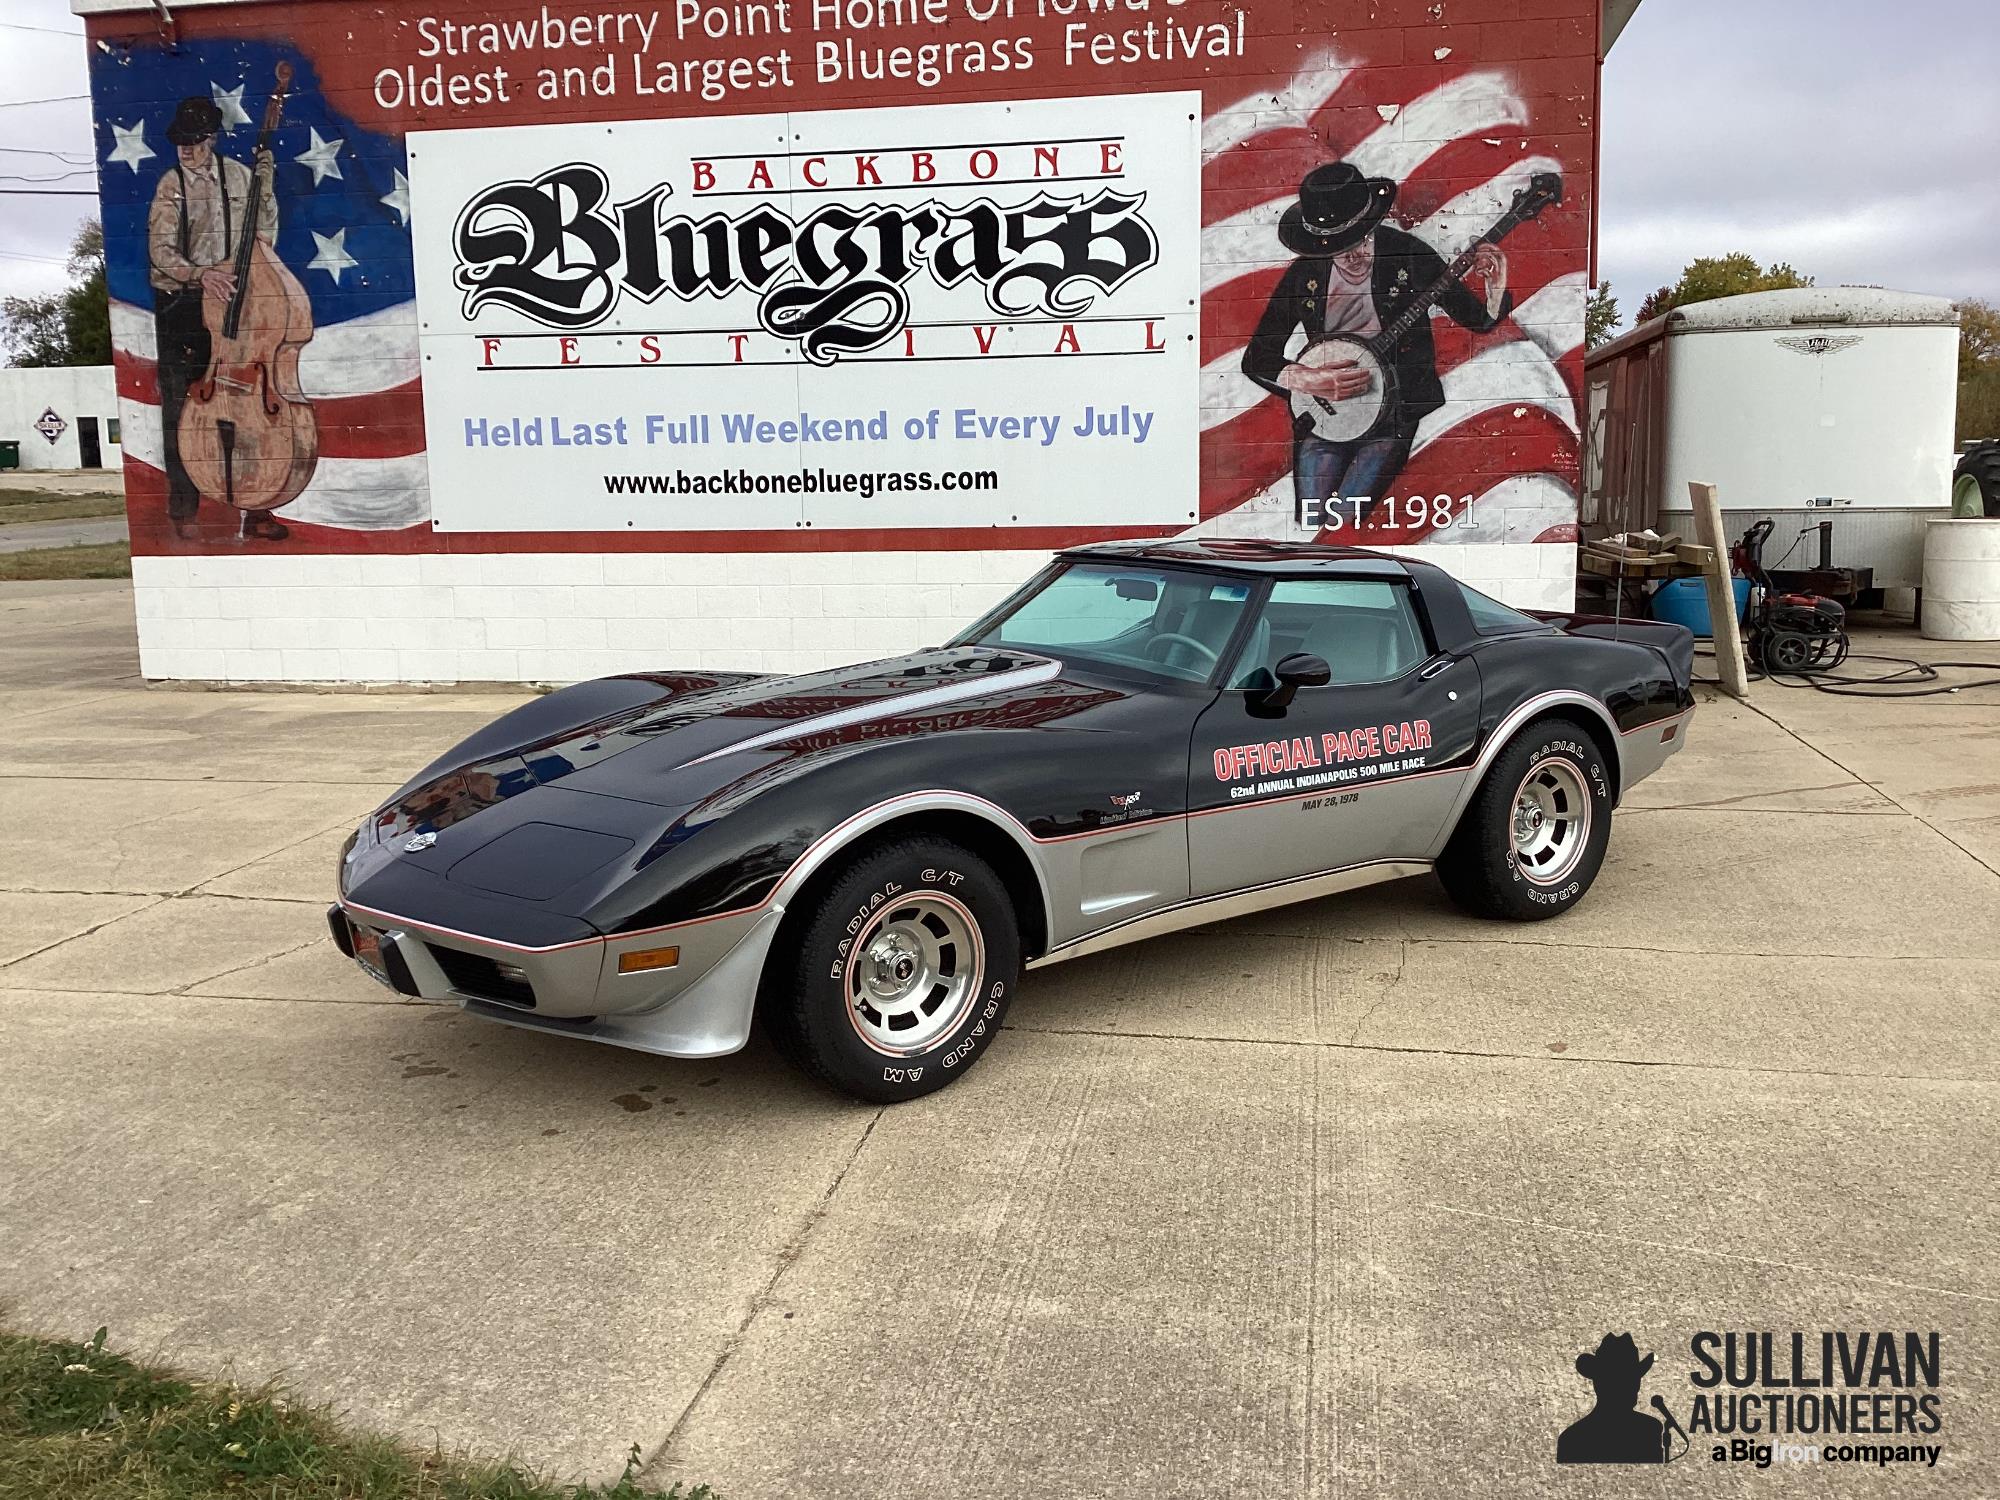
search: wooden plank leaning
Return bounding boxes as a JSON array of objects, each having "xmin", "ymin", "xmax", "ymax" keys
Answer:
[{"xmin": 1687, "ymin": 480, "xmax": 1749, "ymax": 700}]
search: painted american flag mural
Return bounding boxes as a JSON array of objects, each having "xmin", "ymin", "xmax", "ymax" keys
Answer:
[
  {"xmin": 93, "ymin": 38, "xmax": 430, "ymax": 551},
  {"xmin": 1195, "ymin": 46, "xmax": 1587, "ymax": 548},
  {"xmin": 84, "ymin": 0, "xmax": 1594, "ymax": 561}
]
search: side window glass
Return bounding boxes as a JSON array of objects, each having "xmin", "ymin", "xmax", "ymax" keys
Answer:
[{"xmin": 1228, "ymin": 579, "xmax": 1426, "ymax": 688}]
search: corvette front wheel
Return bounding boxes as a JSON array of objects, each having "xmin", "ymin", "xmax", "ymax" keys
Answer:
[{"xmin": 764, "ymin": 836, "xmax": 1020, "ymax": 1102}]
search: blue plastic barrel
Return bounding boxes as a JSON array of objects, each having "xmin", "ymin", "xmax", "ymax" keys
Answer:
[{"xmin": 1650, "ymin": 575, "xmax": 1751, "ymax": 638}]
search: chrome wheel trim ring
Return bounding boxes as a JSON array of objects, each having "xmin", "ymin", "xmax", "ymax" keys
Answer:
[
  {"xmin": 1510, "ymin": 758, "xmax": 1591, "ymax": 886},
  {"xmin": 845, "ymin": 892, "xmax": 984, "ymax": 1057}
]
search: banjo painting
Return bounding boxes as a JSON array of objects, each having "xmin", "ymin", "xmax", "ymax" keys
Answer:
[{"xmin": 1285, "ymin": 171, "xmax": 1563, "ymax": 444}]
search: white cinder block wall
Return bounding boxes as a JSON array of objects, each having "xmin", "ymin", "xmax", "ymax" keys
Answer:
[{"xmin": 130, "ymin": 545, "xmax": 1576, "ymax": 685}]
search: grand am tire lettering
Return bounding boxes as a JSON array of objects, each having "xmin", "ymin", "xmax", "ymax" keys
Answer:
[{"xmin": 944, "ymin": 988, "xmax": 1006, "ymax": 1068}]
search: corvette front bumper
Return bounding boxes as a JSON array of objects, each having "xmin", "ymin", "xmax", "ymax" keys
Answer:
[{"xmin": 326, "ymin": 899, "xmax": 782, "ymax": 1059}]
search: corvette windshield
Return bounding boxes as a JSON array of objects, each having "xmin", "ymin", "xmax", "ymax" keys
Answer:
[{"xmin": 959, "ymin": 562, "xmax": 1251, "ymax": 681}]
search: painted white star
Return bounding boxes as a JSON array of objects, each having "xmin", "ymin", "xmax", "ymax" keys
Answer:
[
  {"xmin": 294, "ymin": 127, "xmax": 345, "ymax": 187},
  {"xmin": 306, "ymin": 227, "xmax": 358, "ymax": 284},
  {"xmin": 106, "ymin": 120, "xmax": 154, "ymax": 173},
  {"xmin": 211, "ymin": 82, "xmax": 250, "ymax": 132},
  {"xmin": 379, "ymin": 168, "xmax": 410, "ymax": 228}
]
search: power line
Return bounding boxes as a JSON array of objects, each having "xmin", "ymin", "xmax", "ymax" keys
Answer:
[
  {"xmin": 0, "ymin": 146, "xmax": 93, "ymax": 163},
  {"xmin": 0, "ymin": 21, "xmax": 86, "ymax": 37},
  {"xmin": 0, "ymin": 248, "xmax": 72, "ymax": 264},
  {"xmin": 0, "ymin": 188, "xmax": 97, "ymax": 196},
  {"xmin": 0, "ymin": 171, "xmax": 95, "ymax": 184},
  {"xmin": 0, "ymin": 94, "xmax": 91, "ymax": 109}
]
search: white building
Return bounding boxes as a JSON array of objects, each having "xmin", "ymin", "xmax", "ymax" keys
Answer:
[{"xmin": 0, "ymin": 365, "xmax": 120, "ymax": 473}]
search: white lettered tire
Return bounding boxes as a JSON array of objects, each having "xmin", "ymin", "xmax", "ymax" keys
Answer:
[
  {"xmin": 764, "ymin": 836, "xmax": 1020, "ymax": 1102},
  {"xmin": 1436, "ymin": 717, "xmax": 1613, "ymax": 921}
]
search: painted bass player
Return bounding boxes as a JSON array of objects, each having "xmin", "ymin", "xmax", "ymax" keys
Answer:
[
  {"xmin": 1242, "ymin": 161, "xmax": 1518, "ymax": 527},
  {"xmin": 147, "ymin": 95, "xmax": 284, "ymax": 540}
]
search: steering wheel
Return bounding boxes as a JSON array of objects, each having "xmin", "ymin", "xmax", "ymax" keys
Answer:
[{"xmin": 1142, "ymin": 632, "xmax": 1220, "ymax": 668}]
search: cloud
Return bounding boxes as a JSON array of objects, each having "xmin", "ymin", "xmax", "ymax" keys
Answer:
[{"xmin": 1599, "ymin": 0, "xmax": 2000, "ymax": 317}]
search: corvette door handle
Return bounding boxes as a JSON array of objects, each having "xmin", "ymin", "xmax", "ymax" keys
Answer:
[{"xmin": 1418, "ymin": 657, "xmax": 1455, "ymax": 680}]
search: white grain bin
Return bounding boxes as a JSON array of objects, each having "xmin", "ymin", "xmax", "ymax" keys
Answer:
[
  {"xmin": 1584, "ymin": 288, "xmax": 1961, "ymax": 590},
  {"xmin": 1922, "ymin": 520, "xmax": 2000, "ymax": 641}
]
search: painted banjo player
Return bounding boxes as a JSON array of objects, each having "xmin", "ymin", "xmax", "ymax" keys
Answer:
[{"xmin": 1242, "ymin": 161, "xmax": 1560, "ymax": 531}]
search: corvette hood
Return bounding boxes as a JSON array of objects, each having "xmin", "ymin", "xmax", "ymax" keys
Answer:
[
  {"xmin": 368, "ymin": 647, "xmax": 1061, "ymax": 842},
  {"xmin": 559, "ymin": 646, "xmax": 1067, "ymax": 806}
]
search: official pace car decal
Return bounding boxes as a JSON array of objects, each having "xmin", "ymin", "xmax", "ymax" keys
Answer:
[{"xmin": 1212, "ymin": 719, "xmax": 1433, "ymax": 802}]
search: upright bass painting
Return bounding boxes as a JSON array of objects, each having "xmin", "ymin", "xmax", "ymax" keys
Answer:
[
  {"xmin": 151, "ymin": 65, "xmax": 317, "ymax": 541},
  {"xmin": 96, "ymin": 37, "xmax": 430, "ymax": 552}
]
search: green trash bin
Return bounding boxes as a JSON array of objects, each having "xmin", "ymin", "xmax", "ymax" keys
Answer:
[{"xmin": 0, "ymin": 440, "xmax": 19, "ymax": 471}]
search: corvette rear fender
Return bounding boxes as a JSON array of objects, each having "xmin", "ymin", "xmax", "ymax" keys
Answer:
[
  {"xmin": 1427, "ymin": 690, "xmax": 1626, "ymax": 860},
  {"xmin": 769, "ymin": 791, "xmax": 1057, "ymax": 960}
]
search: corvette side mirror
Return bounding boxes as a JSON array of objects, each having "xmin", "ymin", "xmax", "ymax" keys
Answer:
[{"xmin": 1258, "ymin": 652, "xmax": 1331, "ymax": 712}]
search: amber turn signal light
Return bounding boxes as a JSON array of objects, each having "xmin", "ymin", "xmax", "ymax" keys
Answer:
[{"xmin": 617, "ymin": 946, "xmax": 681, "ymax": 974}]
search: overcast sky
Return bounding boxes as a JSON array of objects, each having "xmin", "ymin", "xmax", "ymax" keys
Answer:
[
  {"xmin": 2, "ymin": 0, "xmax": 1996, "ymax": 331},
  {"xmin": 0, "ymin": 0, "xmax": 94, "ymax": 306},
  {"xmin": 1600, "ymin": 0, "xmax": 1998, "ymax": 329}
]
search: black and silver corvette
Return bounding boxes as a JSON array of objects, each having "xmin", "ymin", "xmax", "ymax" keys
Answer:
[{"xmin": 331, "ymin": 540, "xmax": 1695, "ymax": 1101}]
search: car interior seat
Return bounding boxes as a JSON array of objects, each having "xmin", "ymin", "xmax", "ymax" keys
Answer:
[{"xmin": 1299, "ymin": 608, "xmax": 1420, "ymax": 684}]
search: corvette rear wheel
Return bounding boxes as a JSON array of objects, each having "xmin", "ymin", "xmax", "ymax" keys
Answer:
[
  {"xmin": 1436, "ymin": 717, "xmax": 1612, "ymax": 922},
  {"xmin": 764, "ymin": 836, "xmax": 1020, "ymax": 1102}
]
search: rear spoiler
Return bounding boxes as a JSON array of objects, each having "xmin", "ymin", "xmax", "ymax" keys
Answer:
[{"xmin": 1529, "ymin": 611, "xmax": 1697, "ymax": 692}]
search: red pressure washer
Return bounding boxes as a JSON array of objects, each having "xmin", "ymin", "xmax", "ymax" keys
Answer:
[{"xmin": 1731, "ymin": 519, "xmax": 1848, "ymax": 675}]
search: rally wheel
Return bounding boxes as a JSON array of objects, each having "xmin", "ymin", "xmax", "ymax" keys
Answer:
[
  {"xmin": 763, "ymin": 836, "xmax": 1020, "ymax": 1103},
  {"xmin": 1436, "ymin": 717, "xmax": 1613, "ymax": 922}
]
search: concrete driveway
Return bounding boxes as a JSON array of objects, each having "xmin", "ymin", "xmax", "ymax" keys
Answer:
[{"xmin": 2, "ymin": 580, "xmax": 1997, "ymax": 1497}]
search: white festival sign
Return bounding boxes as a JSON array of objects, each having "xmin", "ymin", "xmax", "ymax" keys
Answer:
[{"xmin": 408, "ymin": 91, "xmax": 1200, "ymax": 532}]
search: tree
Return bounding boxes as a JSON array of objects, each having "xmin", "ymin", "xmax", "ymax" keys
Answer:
[
  {"xmin": 1959, "ymin": 298, "xmax": 2000, "ymax": 443},
  {"xmin": 1585, "ymin": 281, "xmax": 1620, "ymax": 349},
  {"xmin": 1959, "ymin": 298, "xmax": 2000, "ymax": 383},
  {"xmin": 1633, "ymin": 254, "xmax": 1814, "ymax": 325},
  {"xmin": 1, "ymin": 220, "xmax": 110, "ymax": 368}
]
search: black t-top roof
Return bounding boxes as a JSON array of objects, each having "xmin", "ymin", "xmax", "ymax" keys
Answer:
[{"xmin": 1058, "ymin": 538, "xmax": 1413, "ymax": 577}]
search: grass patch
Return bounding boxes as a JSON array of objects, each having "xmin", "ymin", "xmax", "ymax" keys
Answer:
[
  {"xmin": 0, "ymin": 1326, "xmax": 715, "ymax": 1500},
  {"xmin": 0, "ymin": 493, "xmax": 127, "ymax": 524},
  {"xmin": 0, "ymin": 542, "xmax": 132, "ymax": 582}
]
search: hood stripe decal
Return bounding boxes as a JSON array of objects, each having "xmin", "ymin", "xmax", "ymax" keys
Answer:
[{"xmin": 676, "ymin": 657, "xmax": 1064, "ymax": 769}]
